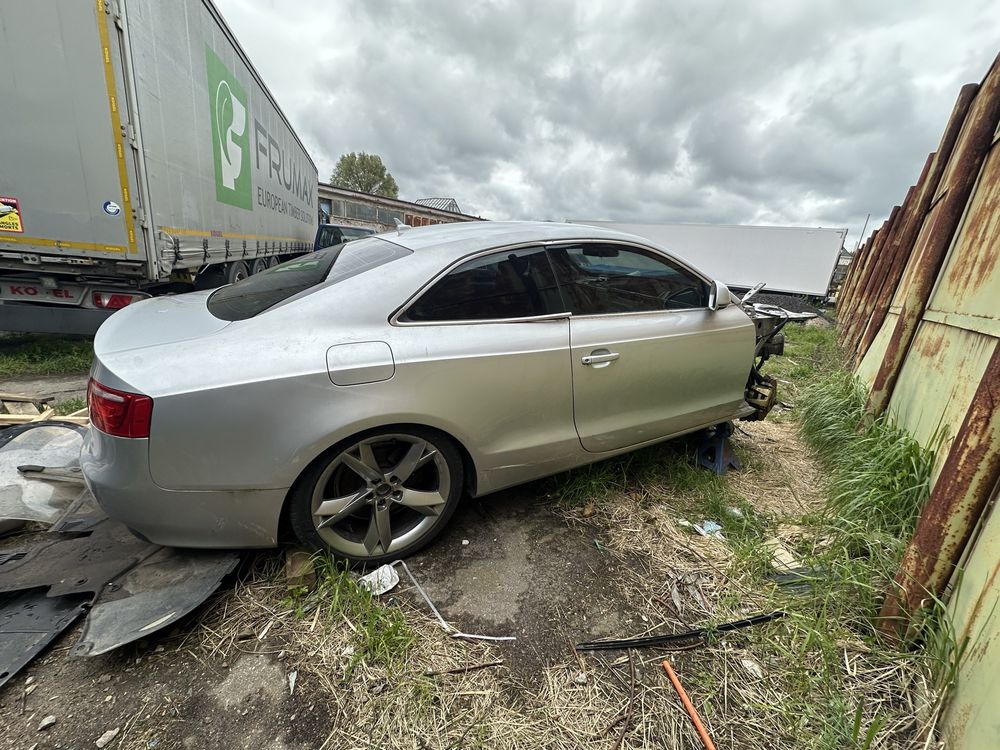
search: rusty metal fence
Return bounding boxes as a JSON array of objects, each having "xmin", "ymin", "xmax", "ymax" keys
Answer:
[{"xmin": 835, "ymin": 51, "xmax": 1000, "ymax": 749}]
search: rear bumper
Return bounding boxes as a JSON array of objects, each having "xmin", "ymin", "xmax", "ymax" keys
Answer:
[{"xmin": 81, "ymin": 427, "xmax": 285, "ymax": 548}]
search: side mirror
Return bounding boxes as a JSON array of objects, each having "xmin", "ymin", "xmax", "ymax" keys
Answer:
[{"xmin": 708, "ymin": 280, "xmax": 732, "ymax": 311}]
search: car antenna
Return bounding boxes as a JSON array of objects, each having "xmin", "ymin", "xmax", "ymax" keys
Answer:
[{"xmin": 394, "ymin": 218, "xmax": 412, "ymax": 235}]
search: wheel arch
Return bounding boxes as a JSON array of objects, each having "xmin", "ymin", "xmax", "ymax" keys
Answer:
[{"xmin": 276, "ymin": 421, "xmax": 479, "ymax": 542}]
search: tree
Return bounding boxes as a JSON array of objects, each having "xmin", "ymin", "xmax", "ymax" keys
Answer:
[{"xmin": 330, "ymin": 152, "xmax": 399, "ymax": 198}]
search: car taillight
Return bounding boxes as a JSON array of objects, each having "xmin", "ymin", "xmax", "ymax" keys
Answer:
[
  {"xmin": 92, "ymin": 292, "xmax": 139, "ymax": 309},
  {"xmin": 87, "ymin": 378, "xmax": 153, "ymax": 438}
]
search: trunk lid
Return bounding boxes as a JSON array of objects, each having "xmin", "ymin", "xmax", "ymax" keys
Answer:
[{"xmin": 94, "ymin": 291, "xmax": 230, "ymax": 356}]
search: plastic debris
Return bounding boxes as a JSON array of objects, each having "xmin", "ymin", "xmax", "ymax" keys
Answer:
[
  {"xmin": 358, "ymin": 563, "xmax": 399, "ymax": 596},
  {"xmin": 288, "ymin": 670, "xmax": 297, "ymax": 696},
  {"xmin": 693, "ymin": 520, "xmax": 725, "ymax": 539},
  {"xmin": 38, "ymin": 715, "xmax": 57, "ymax": 731},
  {"xmin": 741, "ymin": 658, "xmax": 764, "ymax": 679},
  {"xmin": 95, "ymin": 727, "xmax": 120, "ymax": 748}
]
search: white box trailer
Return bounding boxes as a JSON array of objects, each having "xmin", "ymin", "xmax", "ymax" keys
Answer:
[
  {"xmin": 0, "ymin": 0, "xmax": 318, "ymax": 333},
  {"xmin": 572, "ymin": 221, "xmax": 848, "ymax": 298}
]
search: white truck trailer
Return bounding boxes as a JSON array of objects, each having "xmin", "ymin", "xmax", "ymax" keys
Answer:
[
  {"xmin": 0, "ymin": 0, "xmax": 318, "ymax": 334},
  {"xmin": 572, "ymin": 221, "xmax": 848, "ymax": 299}
]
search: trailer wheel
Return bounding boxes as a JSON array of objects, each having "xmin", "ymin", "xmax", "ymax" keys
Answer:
[
  {"xmin": 250, "ymin": 258, "xmax": 267, "ymax": 275},
  {"xmin": 265, "ymin": 256, "xmax": 279, "ymax": 268},
  {"xmin": 226, "ymin": 261, "xmax": 249, "ymax": 284}
]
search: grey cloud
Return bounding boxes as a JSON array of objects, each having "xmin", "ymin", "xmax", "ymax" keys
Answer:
[{"xmin": 218, "ymin": 0, "xmax": 1000, "ymax": 245}]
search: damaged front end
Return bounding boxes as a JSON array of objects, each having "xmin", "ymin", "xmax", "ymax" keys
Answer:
[{"xmin": 740, "ymin": 285, "xmax": 787, "ymax": 421}]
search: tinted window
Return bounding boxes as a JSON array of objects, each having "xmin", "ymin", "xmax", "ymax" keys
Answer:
[
  {"xmin": 208, "ymin": 237, "xmax": 410, "ymax": 321},
  {"xmin": 341, "ymin": 227, "xmax": 375, "ymax": 241},
  {"xmin": 316, "ymin": 226, "xmax": 342, "ymax": 249},
  {"xmin": 404, "ymin": 247, "xmax": 561, "ymax": 322},
  {"xmin": 549, "ymin": 243, "xmax": 708, "ymax": 314}
]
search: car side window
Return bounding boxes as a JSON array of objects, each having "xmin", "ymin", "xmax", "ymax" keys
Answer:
[
  {"xmin": 403, "ymin": 246, "xmax": 562, "ymax": 322},
  {"xmin": 548, "ymin": 243, "xmax": 708, "ymax": 315},
  {"xmin": 317, "ymin": 227, "xmax": 342, "ymax": 248}
]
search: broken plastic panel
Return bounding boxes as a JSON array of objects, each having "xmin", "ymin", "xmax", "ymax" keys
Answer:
[{"xmin": 0, "ymin": 423, "xmax": 85, "ymax": 523}]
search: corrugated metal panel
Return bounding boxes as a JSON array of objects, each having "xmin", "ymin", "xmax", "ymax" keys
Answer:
[
  {"xmin": 856, "ymin": 310, "xmax": 898, "ymax": 386},
  {"xmin": 867, "ymin": 60, "xmax": 1000, "ymax": 416},
  {"xmin": 941, "ymin": 489, "xmax": 1000, "ymax": 750},
  {"xmin": 888, "ymin": 322, "xmax": 996, "ymax": 477},
  {"xmin": 925, "ymin": 128, "xmax": 1000, "ymax": 330},
  {"xmin": 836, "ymin": 51, "xmax": 1000, "ymax": 750}
]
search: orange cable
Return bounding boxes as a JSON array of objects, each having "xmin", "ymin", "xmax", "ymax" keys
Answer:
[{"xmin": 662, "ymin": 659, "xmax": 718, "ymax": 750}]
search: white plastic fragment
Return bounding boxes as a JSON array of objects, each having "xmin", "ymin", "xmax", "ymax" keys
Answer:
[
  {"xmin": 358, "ymin": 564, "xmax": 399, "ymax": 596},
  {"xmin": 95, "ymin": 727, "xmax": 120, "ymax": 748},
  {"xmin": 38, "ymin": 715, "xmax": 57, "ymax": 731},
  {"xmin": 693, "ymin": 520, "xmax": 725, "ymax": 539},
  {"xmin": 461, "ymin": 539, "xmax": 470, "ymax": 546},
  {"xmin": 288, "ymin": 670, "xmax": 298, "ymax": 696},
  {"xmin": 741, "ymin": 658, "xmax": 765, "ymax": 679}
]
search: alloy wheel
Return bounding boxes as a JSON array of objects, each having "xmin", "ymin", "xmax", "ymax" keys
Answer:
[{"xmin": 310, "ymin": 433, "xmax": 451, "ymax": 558}]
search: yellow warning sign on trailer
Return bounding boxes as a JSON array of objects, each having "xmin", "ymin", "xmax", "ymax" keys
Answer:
[{"xmin": 0, "ymin": 197, "xmax": 24, "ymax": 233}]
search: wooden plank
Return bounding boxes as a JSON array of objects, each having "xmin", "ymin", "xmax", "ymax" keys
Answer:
[
  {"xmin": 0, "ymin": 392, "xmax": 44, "ymax": 402},
  {"xmin": 1, "ymin": 401, "xmax": 41, "ymax": 416},
  {"xmin": 30, "ymin": 408, "xmax": 55, "ymax": 422},
  {"xmin": 0, "ymin": 413, "xmax": 88, "ymax": 425}
]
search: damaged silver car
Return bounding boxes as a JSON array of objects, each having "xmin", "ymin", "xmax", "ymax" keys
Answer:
[{"xmin": 82, "ymin": 221, "xmax": 783, "ymax": 563}]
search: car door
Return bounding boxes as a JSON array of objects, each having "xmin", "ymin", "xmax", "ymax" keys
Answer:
[
  {"xmin": 547, "ymin": 242, "xmax": 754, "ymax": 453},
  {"xmin": 392, "ymin": 245, "xmax": 577, "ymax": 491}
]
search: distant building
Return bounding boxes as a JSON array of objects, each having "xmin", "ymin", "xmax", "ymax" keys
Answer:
[
  {"xmin": 317, "ymin": 184, "xmax": 480, "ymax": 232},
  {"xmin": 415, "ymin": 197, "xmax": 463, "ymax": 214}
]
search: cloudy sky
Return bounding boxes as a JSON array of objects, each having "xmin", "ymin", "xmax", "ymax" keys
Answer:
[{"xmin": 215, "ymin": 0, "xmax": 998, "ymax": 247}]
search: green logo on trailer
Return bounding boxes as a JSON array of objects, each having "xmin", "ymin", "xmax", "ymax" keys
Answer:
[{"xmin": 206, "ymin": 46, "xmax": 252, "ymax": 209}]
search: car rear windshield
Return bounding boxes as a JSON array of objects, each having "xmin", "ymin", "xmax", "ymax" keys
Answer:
[{"xmin": 207, "ymin": 237, "xmax": 410, "ymax": 321}]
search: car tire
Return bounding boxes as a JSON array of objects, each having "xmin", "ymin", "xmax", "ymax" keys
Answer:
[
  {"xmin": 226, "ymin": 261, "xmax": 249, "ymax": 284},
  {"xmin": 288, "ymin": 427, "xmax": 464, "ymax": 566},
  {"xmin": 250, "ymin": 258, "xmax": 268, "ymax": 275}
]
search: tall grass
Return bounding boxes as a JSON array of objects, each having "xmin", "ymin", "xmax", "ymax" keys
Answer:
[
  {"xmin": 799, "ymin": 368, "xmax": 934, "ymax": 574},
  {"xmin": 0, "ymin": 334, "xmax": 93, "ymax": 376}
]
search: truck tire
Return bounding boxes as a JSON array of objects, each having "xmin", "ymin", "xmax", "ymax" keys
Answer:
[
  {"xmin": 250, "ymin": 258, "xmax": 267, "ymax": 275},
  {"xmin": 226, "ymin": 261, "xmax": 249, "ymax": 284}
]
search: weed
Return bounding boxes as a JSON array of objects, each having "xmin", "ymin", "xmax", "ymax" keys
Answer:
[
  {"xmin": 0, "ymin": 334, "xmax": 93, "ymax": 376},
  {"xmin": 286, "ymin": 556, "xmax": 416, "ymax": 676},
  {"xmin": 53, "ymin": 397, "xmax": 87, "ymax": 415}
]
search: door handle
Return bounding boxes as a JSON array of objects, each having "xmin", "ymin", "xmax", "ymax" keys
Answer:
[{"xmin": 581, "ymin": 351, "xmax": 620, "ymax": 366}]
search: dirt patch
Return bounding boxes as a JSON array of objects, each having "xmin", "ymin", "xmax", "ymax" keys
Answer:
[
  {"xmin": 408, "ymin": 489, "xmax": 639, "ymax": 681},
  {"xmin": 0, "ymin": 634, "xmax": 331, "ymax": 750}
]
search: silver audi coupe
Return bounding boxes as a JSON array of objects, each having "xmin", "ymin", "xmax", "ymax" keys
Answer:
[{"xmin": 82, "ymin": 221, "xmax": 780, "ymax": 563}]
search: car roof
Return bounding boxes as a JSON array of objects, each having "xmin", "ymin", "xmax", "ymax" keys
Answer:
[{"xmin": 377, "ymin": 220, "xmax": 657, "ymax": 263}]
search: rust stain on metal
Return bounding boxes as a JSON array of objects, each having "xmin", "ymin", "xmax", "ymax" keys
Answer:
[
  {"xmin": 848, "ymin": 208, "xmax": 901, "ymax": 362},
  {"xmin": 943, "ymin": 146, "xmax": 1000, "ymax": 295},
  {"xmin": 913, "ymin": 326, "xmax": 950, "ymax": 359},
  {"xmin": 856, "ymin": 153, "xmax": 939, "ymax": 364},
  {"xmin": 853, "ymin": 188, "xmax": 918, "ymax": 367},
  {"xmin": 960, "ymin": 558, "xmax": 1000, "ymax": 659},
  {"xmin": 880, "ymin": 342, "xmax": 1000, "ymax": 636},
  {"xmin": 867, "ymin": 61, "xmax": 999, "ymax": 417},
  {"xmin": 842, "ymin": 215, "xmax": 892, "ymax": 350}
]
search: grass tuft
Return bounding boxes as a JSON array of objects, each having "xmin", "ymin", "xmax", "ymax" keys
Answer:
[
  {"xmin": 284, "ymin": 556, "xmax": 416, "ymax": 676},
  {"xmin": 0, "ymin": 334, "xmax": 93, "ymax": 376}
]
